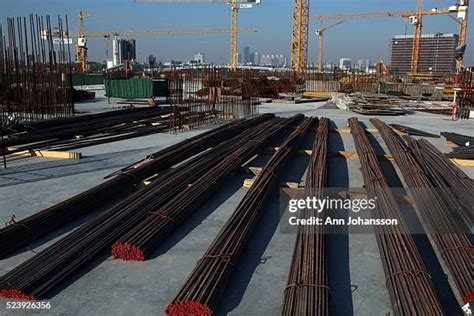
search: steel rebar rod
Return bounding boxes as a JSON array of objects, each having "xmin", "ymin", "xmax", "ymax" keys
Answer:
[
  {"xmin": 0, "ymin": 115, "xmax": 272, "ymax": 259},
  {"xmin": 166, "ymin": 116, "xmax": 316, "ymax": 315},
  {"xmin": 371, "ymin": 118, "xmax": 473, "ymax": 305},
  {"xmin": 112, "ymin": 114, "xmax": 304, "ymax": 261},
  {"xmin": 282, "ymin": 117, "xmax": 330, "ymax": 316},
  {"xmin": 349, "ymin": 117, "xmax": 443, "ymax": 315},
  {"xmin": 0, "ymin": 115, "xmax": 275, "ymax": 300}
]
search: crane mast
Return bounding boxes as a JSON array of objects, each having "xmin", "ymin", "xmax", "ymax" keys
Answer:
[
  {"xmin": 316, "ymin": 20, "xmax": 343, "ymax": 72},
  {"xmin": 318, "ymin": 24, "xmax": 323, "ymax": 72},
  {"xmin": 77, "ymin": 11, "xmax": 91, "ymax": 73},
  {"xmin": 290, "ymin": 0, "xmax": 310, "ymax": 75},
  {"xmin": 410, "ymin": 0, "xmax": 423, "ymax": 75},
  {"xmin": 230, "ymin": 0, "xmax": 239, "ymax": 70},
  {"xmin": 456, "ymin": 0, "xmax": 469, "ymax": 69}
]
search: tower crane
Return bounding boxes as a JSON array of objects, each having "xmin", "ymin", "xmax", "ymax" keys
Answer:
[
  {"xmin": 133, "ymin": 0, "xmax": 261, "ymax": 70},
  {"xmin": 77, "ymin": 11, "xmax": 91, "ymax": 73},
  {"xmin": 455, "ymin": 0, "xmax": 469, "ymax": 69},
  {"xmin": 316, "ymin": 20, "xmax": 343, "ymax": 72},
  {"xmin": 411, "ymin": 0, "xmax": 424, "ymax": 75},
  {"xmin": 311, "ymin": 1, "xmax": 468, "ymax": 75},
  {"xmin": 290, "ymin": 0, "xmax": 310, "ymax": 75}
]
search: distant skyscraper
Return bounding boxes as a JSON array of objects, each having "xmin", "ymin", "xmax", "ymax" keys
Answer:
[
  {"xmin": 356, "ymin": 59, "xmax": 370, "ymax": 73},
  {"xmin": 194, "ymin": 53, "xmax": 205, "ymax": 64},
  {"xmin": 147, "ymin": 54, "xmax": 157, "ymax": 67},
  {"xmin": 237, "ymin": 53, "xmax": 242, "ymax": 64},
  {"xmin": 243, "ymin": 46, "xmax": 250, "ymax": 64},
  {"xmin": 112, "ymin": 38, "xmax": 136, "ymax": 66},
  {"xmin": 252, "ymin": 52, "xmax": 260, "ymax": 65},
  {"xmin": 339, "ymin": 58, "xmax": 352, "ymax": 70}
]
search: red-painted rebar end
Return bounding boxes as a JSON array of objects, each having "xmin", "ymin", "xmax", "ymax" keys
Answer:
[
  {"xmin": 111, "ymin": 242, "xmax": 145, "ymax": 261},
  {"xmin": 166, "ymin": 300, "xmax": 213, "ymax": 316},
  {"xmin": 0, "ymin": 289, "xmax": 36, "ymax": 301},
  {"xmin": 463, "ymin": 293, "xmax": 474, "ymax": 304}
]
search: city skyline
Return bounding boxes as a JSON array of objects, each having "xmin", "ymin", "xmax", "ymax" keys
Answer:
[{"xmin": 1, "ymin": 0, "xmax": 472, "ymax": 66}]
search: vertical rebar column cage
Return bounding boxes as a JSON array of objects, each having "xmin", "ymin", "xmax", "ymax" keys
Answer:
[
  {"xmin": 0, "ymin": 14, "xmax": 74, "ymax": 123},
  {"xmin": 167, "ymin": 66, "xmax": 259, "ymax": 132}
]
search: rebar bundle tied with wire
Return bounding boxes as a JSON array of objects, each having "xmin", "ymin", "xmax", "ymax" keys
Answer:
[
  {"xmin": 371, "ymin": 118, "xmax": 474, "ymax": 305},
  {"xmin": 404, "ymin": 137, "xmax": 474, "ymax": 228},
  {"xmin": 166, "ymin": 116, "xmax": 316, "ymax": 315},
  {"xmin": 112, "ymin": 114, "xmax": 304, "ymax": 261},
  {"xmin": 0, "ymin": 15, "xmax": 73, "ymax": 122},
  {"xmin": 282, "ymin": 117, "xmax": 330, "ymax": 316},
  {"xmin": 0, "ymin": 115, "xmax": 277, "ymax": 300},
  {"xmin": 349, "ymin": 117, "xmax": 443, "ymax": 315},
  {"xmin": 0, "ymin": 116, "xmax": 270, "ymax": 260}
]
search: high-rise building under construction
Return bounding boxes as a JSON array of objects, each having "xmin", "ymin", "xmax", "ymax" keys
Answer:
[
  {"xmin": 112, "ymin": 38, "xmax": 137, "ymax": 67},
  {"xmin": 390, "ymin": 33, "xmax": 459, "ymax": 75}
]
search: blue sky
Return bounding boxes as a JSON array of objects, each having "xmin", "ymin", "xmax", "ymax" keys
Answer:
[{"xmin": 1, "ymin": 0, "xmax": 472, "ymax": 65}]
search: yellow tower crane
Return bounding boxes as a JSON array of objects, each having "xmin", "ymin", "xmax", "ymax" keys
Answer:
[
  {"xmin": 77, "ymin": 11, "xmax": 91, "ymax": 73},
  {"xmin": 316, "ymin": 20, "xmax": 343, "ymax": 72},
  {"xmin": 133, "ymin": 0, "xmax": 261, "ymax": 71},
  {"xmin": 455, "ymin": 0, "xmax": 469, "ymax": 69},
  {"xmin": 290, "ymin": 0, "xmax": 310, "ymax": 75},
  {"xmin": 311, "ymin": 2, "xmax": 468, "ymax": 75},
  {"xmin": 411, "ymin": 0, "xmax": 424, "ymax": 75}
]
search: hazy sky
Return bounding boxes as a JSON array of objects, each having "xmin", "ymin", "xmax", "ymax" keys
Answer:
[{"xmin": 1, "ymin": 0, "xmax": 473, "ymax": 65}]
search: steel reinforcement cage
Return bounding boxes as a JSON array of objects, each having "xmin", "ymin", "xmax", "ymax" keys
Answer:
[
  {"xmin": 165, "ymin": 66, "xmax": 260, "ymax": 132},
  {"xmin": 0, "ymin": 15, "xmax": 74, "ymax": 125}
]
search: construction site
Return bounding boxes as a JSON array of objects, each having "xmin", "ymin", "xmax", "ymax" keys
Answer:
[{"xmin": 0, "ymin": 0, "xmax": 473, "ymax": 315}]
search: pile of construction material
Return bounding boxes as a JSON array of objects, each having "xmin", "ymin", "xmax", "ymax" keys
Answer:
[
  {"xmin": 2, "ymin": 107, "xmax": 170, "ymax": 154},
  {"xmin": 402, "ymin": 101, "xmax": 453, "ymax": 115},
  {"xmin": 442, "ymin": 132, "xmax": 474, "ymax": 159},
  {"xmin": 0, "ymin": 114, "xmax": 302, "ymax": 300},
  {"xmin": 331, "ymin": 93, "xmax": 458, "ymax": 116},
  {"xmin": 0, "ymin": 114, "xmax": 472, "ymax": 314},
  {"xmin": 332, "ymin": 93, "xmax": 406, "ymax": 115},
  {"xmin": 72, "ymin": 88, "xmax": 96, "ymax": 102}
]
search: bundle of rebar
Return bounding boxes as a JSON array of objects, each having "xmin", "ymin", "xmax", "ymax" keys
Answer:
[
  {"xmin": 166, "ymin": 116, "xmax": 316, "ymax": 315},
  {"xmin": 371, "ymin": 118, "xmax": 474, "ymax": 304},
  {"xmin": 389, "ymin": 123, "xmax": 440, "ymax": 138},
  {"xmin": 3, "ymin": 107, "xmax": 171, "ymax": 151},
  {"xmin": 112, "ymin": 114, "xmax": 304, "ymax": 261},
  {"xmin": 0, "ymin": 115, "xmax": 271, "ymax": 259},
  {"xmin": 282, "ymin": 117, "xmax": 330, "ymax": 316},
  {"xmin": 441, "ymin": 132, "xmax": 474, "ymax": 147},
  {"xmin": 446, "ymin": 145, "xmax": 474, "ymax": 159},
  {"xmin": 0, "ymin": 115, "xmax": 277, "ymax": 300},
  {"xmin": 405, "ymin": 137, "xmax": 474, "ymax": 227},
  {"xmin": 349, "ymin": 117, "xmax": 443, "ymax": 314},
  {"xmin": 0, "ymin": 15, "xmax": 73, "ymax": 122}
]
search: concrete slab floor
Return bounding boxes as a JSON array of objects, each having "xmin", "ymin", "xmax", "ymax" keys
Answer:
[{"xmin": 0, "ymin": 101, "xmax": 472, "ymax": 315}]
